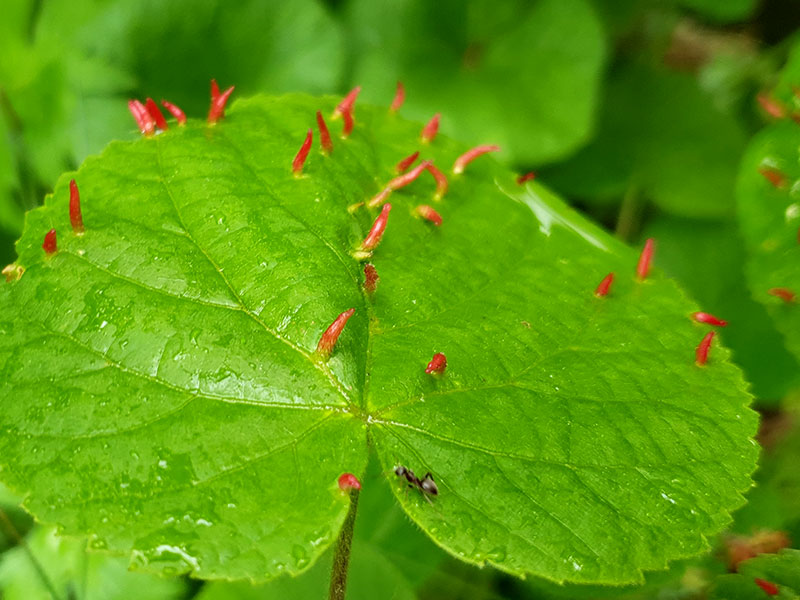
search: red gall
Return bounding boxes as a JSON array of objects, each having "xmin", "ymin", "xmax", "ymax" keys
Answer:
[
  {"xmin": 316, "ymin": 111, "xmax": 333, "ymax": 155},
  {"xmin": 416, "ymin": 205, "xmax": 442, "ymax": 226},
  {"xmin": 341, "ymin": 108, "xmax": 354, "ymax": 138},
  {"xmin": 42, "ymin": 229, "xmax": 57, "ymax": 255},
  {"xmin": 316, "ymin": 309, "xmax": 356, "ymax": 360},
  {"xmin": 754, "ymin": 579, "xmax": 779, "ymax": 596},
  {"xmin": 757, "ymin": 93, "xmax": 786, "ymax": 119},
  {"xmin": 425, "ymin": 163, "xmax": 448, "ymax": 199},
  {"xmin": 517, "ymin": 172, "xmax": 536, "ymax": 184},
  {"xmin": 595, "ymin": 273, "xmax": 614, "ymax": 297},
  {"xmin": 334, "ymin": 86, "xmax": 361, "ymax": 119},
  {"xmin": 338, "ymin": 473, "xmax": 362, "ymax": 491},
  {"xmin": 695, "ymin": 331, "xmax": 715, "ymax": 366},
  {"xmin": 768, "ymin": 288, "xmax": 796, "ymax": 303},
  {"xmin": 358, "ymin": 204, "xmax": 392, "ymax": 256},
  {"xmin": 292, "ymin": 129, "xmax": 313, "ymax": 175},
  {"xmin": 425, "ymin": 353, "xmax": 447, "ymax": 375},
  {"xmin": 692, "ymin": 312, "xmax": 727, "ymax": 326},
  {"xmin": 208, "ymin": 81, "xmax": 235, "ymax": 124},
  {"xmin": 160, "ymin": 100, "xmax": 187, "ymax": 125},
  {"xmin": 453, "ymin": 145, "xmax": 500, "ymax": 174},
  {"xmin": 396, "ymin": 151, "xmax": 420, "ymax": 174},
  {"xmin": 69, "ymin": 179, "xmax": 84, "ymax": 234},
  {"xmin": 390, "ymin": 81, "xmax": 405, "ymax": 112},
  {"xmin": 364, "ymin": 264, "xmax": 379, "ymax": 294},
  {"xmin": 636, "ymin": 238, "xmax": 655, "ymax": 280},
  {"xmin": 421, "ymin": 113, "xmax": 440, "ymax": 143},
  {"xmin": 127, "ymin": 99, "xmax": 155, "ymax": 136},
  {"xmin": 144, "ymin": 98, "xmax": 168, "ymax": 131}
]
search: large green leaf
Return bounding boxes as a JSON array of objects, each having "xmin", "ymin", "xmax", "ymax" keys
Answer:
[
  {"xmin": 736, "ymin": 120, "xmax": 800, "ymax": 363},
  {"xmin": 543, "ymin": 62, "xmax": 748, "ymax": 218},
  {"xmin": 343, "ymin": 0, "xmax": 607, "ymax": 166},
  {"xmin": 0, "ymin": 93, "xmax": 758, "ymax": 585}
]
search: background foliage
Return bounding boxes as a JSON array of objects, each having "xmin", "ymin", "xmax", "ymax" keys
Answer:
[{"xmin": 1, "ymin": 0, "xmax": 800, "ymax": 598}]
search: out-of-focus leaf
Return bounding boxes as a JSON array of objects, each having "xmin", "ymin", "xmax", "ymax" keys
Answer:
[
  {"xmin": 736, "ymin": 120, "xmax": 800, "ymax": 363},
  {"xmin": 709, "ymin": 549, "xmax": 800, "ymax": 599},
  {"xmin": 543, "ymin": 62, "xmax": 748, "ymax": 218},
  {"xmin": 0, "ymin": 526, "xmax": 187, "ymax": 600},
  {"xmin": 642, "ymin": 216, "xmax": 800, "ymax": 402},
  {"xmin": 344, "ymin": 0, "xmax": 607, "ymax": 165},
  {"xmin": 676, "ymin": 0, "xmax": 757, "ymax": 23},
  {"xmin": 0, "ymin": 112, "xmax": 22, "ymax": 236}
]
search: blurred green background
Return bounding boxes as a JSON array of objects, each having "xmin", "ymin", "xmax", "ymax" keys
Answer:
[{"xmin": 2, "ymin": 0, "xmax": 800, "ymax": 598}]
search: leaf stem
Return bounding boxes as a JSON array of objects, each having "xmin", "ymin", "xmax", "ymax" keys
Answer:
[
  {"xmin": 328, "ymin": 488, "xmax": 360, "ymax": 600},
  {"xmin": 0, "ymin": 508, "xmax": 64, "ymax": 600},
  {"xmin": 615, "ymin": 184, "xmax": 641, "ymax": 242}
]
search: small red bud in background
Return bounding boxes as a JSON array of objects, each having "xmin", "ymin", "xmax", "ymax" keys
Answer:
[
  {"xmin": 754, "ymin": 579, "xmax": 779, "ymax": 596},
  {"xmin": 69, "ymin": 179, "xmax": 84, "ymax": 234},
  {"xmin": 595, "ymin": 273, "xmax": 614, "ymax": 297},
  {"xmin": 517, "ymin": 172, "xmax": 536, "ymax": 184},
  {"xmin": 425, "ymin": 352, "xmax": 447, "ymax": 375},
  {"xmin": 636, "ymin": 238, "xmax": 655, "ymax": 280},
  {"xmin": 757, "ymin": 93, "xmax": 786, "ymax": 119},
  {"xmin": 416, "ymin": 205, "xmax": 442, "ymax": 226},
  {"xmin": 292, "ymin": 129, "xmax": 313, "ymax": 175},
  {"xmin": 317, "ymin": 309, "xmax": 356, "ymax": 360},
  {"xmin": 364, "ymin": 264, "xmax": 379, "ymax": 294},
  {"xmin": 695, "ymin": 331, "xmax": 715, "ymax": 366},
  {"xmin": 693, "ymin": 312, "xmax": 727, "ymax": 326},
  {"xmin": 338, "ymin": 473, "xmax": 362, "ymax": 491},
  {"xmin": 453, "ymin": 145, "xmax": 500, "ymax": 174},
  {"xmin": 759, "ymin": 166, "xmax": 787, "ymax": 188},
  {"xmin": 144, "ymin": 98, "xmax": 168, "ymax": 131},
  {"xmin": 390, "ymin": 81, "xmax": 405, "ymax": 112},
  {"xmin": 42, "ymin": 229, "xmax": 57, "ymax": 255},
  {"xmin": 768, "ymin": 288, "xmax": 796, "ymax": 303},
  {"xmin": 396, "ymin": 151, "xmax": 420, "ymax": 174},
  {"xmin": 421, "ymin": 113, "xmax": 440, "ymax": 143},
  {"xmin": 316, "ymin": 111, "xmax": 333, "ymax": 155},
  {"xmin": 160, "ymin": 100, "xmax": 187, "ymax": 125}
]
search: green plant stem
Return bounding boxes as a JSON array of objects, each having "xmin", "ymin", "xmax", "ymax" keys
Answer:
[
  {"xmin": 328, "ymin": 489, "xmax": 360, "ymax": 600},
  {"xmin": 0, "ymin": 508, "xmax": 63, "ymax": 600},
  {"xmin": 615, "ymin": 185, "xmax": 641, "ymax": 242}
]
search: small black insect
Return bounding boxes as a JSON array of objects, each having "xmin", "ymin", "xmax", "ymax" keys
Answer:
[{"xmin": 394, "ymin": 465, "xmax": 438, "ymax": 502}]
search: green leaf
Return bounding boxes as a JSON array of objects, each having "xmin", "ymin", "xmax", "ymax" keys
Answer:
[
  {"xmin": 709, "ymin": 550, "xmax": 800, "ymax": 600},
  {"xmin": 736, "ymin": 120, "xmax": 800, "ymax": 363},
  {"xmin": 0, "ymin": 93, "xmax": 758, "ymax": 584},
  {"xmin": 0, "ymin": 525, "xmax": 187, "ymax": 600},
  {"xmin": 675, "ymin": 0, "xmax": 757, "ymax": 22},
  {"xmin": 641, "ymin": 216, "xmax": 800, "ymax": 402},
  {"xmin": 343, "ymin": 0, "xmax": 607, "ymax": 165},
  {"xmin": 543, "ymin": 62, "xmax": 748, "ymax": 218}
]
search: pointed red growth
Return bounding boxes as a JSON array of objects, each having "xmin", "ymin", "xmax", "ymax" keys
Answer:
[
  {"xmin": 316, "ymin": 111, "xmax": 333, "ymax": 155},
  {"xmin": 426, "ymin": 163, "xmax": 448, "ymax": 199},
  {"xmin": 425, "ymin": 352, "xmax": 447, "ymax": 375},
  {"xmin": 595, "ymin": 272, "xmax": 614, "ymax": 297},
  {"xmin": 144, "ymin": 98, "xmax": 168, "ymax": 130},
  {"xmin": 360, "ymin": 204, "xmax": 392, "ymax": 252},
  {"xmin": 42, "ymin": 228, "xmax": 57, "ymax": 255},
  {"xmin": 754, "ymin": 579, "xmax": 779, "ymax": 596},
  {"xmin": 390, "ymin": 81, "xmax": 405, "ymax": 112},
  {"xmin": 517, "ymin": 172, "xmax": 536, "ymax": 185},
  {"xmin": 757, "ymin": 93, "xmax": 786, "ymax": 119},
  {"xmin": 342, "ymin": 108, "xmax": 354, "ymax": 138},
  {"xmin": 396, "ymin": 151, "xmax": 420, "ymax": 174},
  {"xmin": 453, "ymin": 145, "xmax": 500, "ymax": 174},
  {"xmin": 759, "ymin": 166, "xmax": 788, "ymax": 188},
  {"xmin": 316, "ymin": 308, "xmax": 355, "ymax": 360},
  {"xmin": 421, "ymin": 113, "xmax": 440, "ymax": 143},
  {"xmin": 334, "ymin": 86, "xmax": 361, "ymax": 118},
  {"xmin": 161, "ymin": 100, "xmax": 187, "ymax": 125},
  {"xmin": 636, "ymin": 238, "xmax": 655, "ymax": 280},
  {"xmin": 364, "ymin": 263, "xmax": 379, "ymax": 294},
  {"xmin": 695, "ymin": 331, "xmax": 715, "ymax": 366},
  {"xmin": 368, "ymin": 161, "xmax": 431, "ymax": 207},
  {"xmin": 128, "ymin": 99, "xmax": 155, "ymax": 136},
  {"xmin": 292, "ymin": 129, "xmax": 313, "ymax": 175},
  {"xmin": 338, "ymin": 472, "xmax": 362, "ymax": 491},
  {"xmin": 208, "ymin": 82, "xmax": 235, "ymax": 124},
  {"xmin": 693, "ymin": 312, "xmax": 728, "ymax": 326},
  {"xmin": 69, "ymin": 179, "xmax": 84, "ymax": 234},
  {"xmin": 416, "ymin": 205, "xmax": 442, "ymax": 226},
  {"xmin": 768, "ymin": 287, "xmax": 796, "ymax": 303}
]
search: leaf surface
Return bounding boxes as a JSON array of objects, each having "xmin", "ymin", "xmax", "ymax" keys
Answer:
[{"xmin": 0, "ymin": 93, "xmax": 758, "ymax": 584}]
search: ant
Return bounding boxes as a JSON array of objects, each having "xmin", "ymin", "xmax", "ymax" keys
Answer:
[{"xmin": 394, "ymin": 465, "xmax": 438, "ymax": 503}]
